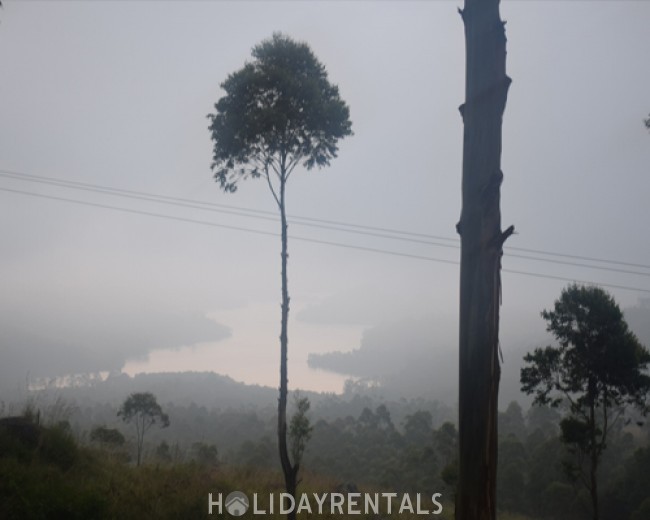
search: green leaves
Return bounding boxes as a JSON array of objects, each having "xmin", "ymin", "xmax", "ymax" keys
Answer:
[
  {"xmin": 288, "ymin": 395, "xmax": 313, "ymax": 467},
  {"xmin": 208, "ymin": 33, "xmax": 352, "ymax": 193},
  {"xmin": 117, "ymin": 392, "xmax": 169, "ymax": 465},
  {"xmin": 521, "ymin": 346, "xmax": 564, "ymax": 407},
  {"xmin": 520, "ymin": 284, "xmax": 650, "ymax": 518},
  {"xmin": 118, "ymin": 392, "xmax": 169, "ymax": 429},
  {"xmin": 522, "ymin": 284, "xmax": 650, "ymax": 413}
]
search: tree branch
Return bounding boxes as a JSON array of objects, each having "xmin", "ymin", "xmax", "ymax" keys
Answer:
[
  {"xmin": 265, "ymin": 165, "xmax": 281, "ymax": 209},
  {"xmin": 285, "ymin": 155, "xmax": 301, "ymax": 182}
]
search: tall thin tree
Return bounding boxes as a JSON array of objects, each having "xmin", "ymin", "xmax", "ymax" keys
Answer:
[
  {"xmin": 207, "ymin": 33, "xmax": 352, "ymax": 515},
  {"xmin": 456, "ymin": 1, "xmax": 513, "ymax": 518}
]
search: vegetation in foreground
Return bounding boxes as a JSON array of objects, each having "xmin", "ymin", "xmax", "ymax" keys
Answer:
[
  {"xmin": 2, "ymin": 403, "xmax": 650, "ymax": 519},
  {"xmin": 0, "ymin": 417, "xmax": 458, "ymax": 520}
]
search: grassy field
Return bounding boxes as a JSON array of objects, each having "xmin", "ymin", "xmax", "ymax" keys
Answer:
[{"xmin": 1, "ymin": 454, "xmax": 456, "ymax": 519}]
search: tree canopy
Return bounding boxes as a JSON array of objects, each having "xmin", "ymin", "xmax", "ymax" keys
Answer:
[
  {"xmin": 288, "ymin": 395, "xmax": 313, "ymax": 467},
  {"xmin": 207, "ymin": 32, "xmax": 352, "ymax": 196},
  {"xmin": 521, "ymin": 284, "xmax": 650, "ymax": 413},
  {"xmin": 118, "ymin": 392, "xmax": 169, "ymax": 466},
  {"xmin": 521, "ymin": 284, "xmax": 650, "ymax": 520},
  {"xmin": 207, "ymin": 33, "xmax": 352, "ymax": 518}
]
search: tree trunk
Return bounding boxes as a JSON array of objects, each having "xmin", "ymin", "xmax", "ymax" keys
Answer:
[
  {"xmin": 137, "ymin": 416, "xmax": 143, "ymax": 467},
  {"xmin": 589, "ymin": 399, "xmax": 599, "ymax": 520},
  {"xmin": 277, "ymin": 175, "xmax": 298, "ymax": 520},
  {"xmin": 456, "ymin": 0, "xmax": 512, "ymax": 518}
]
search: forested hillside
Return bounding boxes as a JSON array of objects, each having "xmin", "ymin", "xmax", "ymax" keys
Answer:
[{"xmin": 2, "ymin": 374, "xmax": 649, "ymax": 519}]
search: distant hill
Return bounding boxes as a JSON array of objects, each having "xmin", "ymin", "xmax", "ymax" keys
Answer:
[{"xmin": 52, "ymin": 371, "xmax": 281, "ymax": 410}]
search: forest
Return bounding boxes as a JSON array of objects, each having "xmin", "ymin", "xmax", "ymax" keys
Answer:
[
  {"xmin": 2, "ymin": 1, "xmax": 650, "ymax": 519},
  {"xmin": 1, "ymin": 369, "xmax": 650, "ymax": 519}
]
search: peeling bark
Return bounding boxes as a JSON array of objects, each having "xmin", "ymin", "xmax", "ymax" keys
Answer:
[{"xmin": 456, "ymin": 0, "xmax": 513, "ymax": 518}]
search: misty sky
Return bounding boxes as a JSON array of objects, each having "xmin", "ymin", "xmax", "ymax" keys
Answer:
[{"xmin": 1, "ymin": 1, "xmax": 649, "ymax": 401}]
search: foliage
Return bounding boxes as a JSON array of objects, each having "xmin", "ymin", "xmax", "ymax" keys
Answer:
[
  {"xmin": 497, "ymin": 436, "xmax": 527, "ymax": 512},
  {"xmin": 1, "ymin": 421, "xmax": 460, "ymax": 520},
  {"xmin": 289, "ymin": 395, "xmax": 313, "ymax": 467},
  {"xmin": 603, "ymin": 446, "xmax": 650, "ymax": 519},
  {"xmin": 38, "ymin": 422, "xmax": 78, "ymax": 471},
  {"xmin": 6, "ymin": 394, "xmax": 650, "ymax": 519},
  {"xmin": 190, "ymin": 441, "xmax": 219, "ymax": 467},
  {"xmin": 433, "ymin": 422, "xmax": 458, "ymax": 470},
  {"xmin": 207, "ymin": 32, "xmax": 352, "ymax": 194},
  {"xmin": 431, "ymin": 421, "xmax": 458, "ymax": 499},
  {"xmin": 500, "ymin": 401, "xmax": 527, "ymax": 440},
  {"xmin": 90, "ymin": 425, "xmax": 125, "ymax": 447},
  {"xmin": 117, "ymin": 392, "xmax": 169, "ymax": 466},
  {"xmin": 521, "ymin": 285, "xmax": 650, "ymax": 413},
  {"xmin": 207, "ymin": 33, "xmax": 352, "ymax": 513},
  {"xmin": 521, "ymin": 284, "xmax": 650, "ymax": 519}
]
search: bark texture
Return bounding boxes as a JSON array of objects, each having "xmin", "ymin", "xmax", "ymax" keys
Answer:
[
  {"xmin": 456, "ymin": 0, "xmax": 512, "ymax": 518},
  {"xmin": 277, "ymin": 177, "xmax": 298, "ymax": 520}
]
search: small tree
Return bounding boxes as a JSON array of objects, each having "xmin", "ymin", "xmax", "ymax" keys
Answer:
[
  {"xmin": 521, "ymin": 284, "xmax": 650, "ymax": 520},
  {"xmin": 207, "ymin": 32, "xmax": 352, "ymax": 513},
  {"xmin": 117, "ymin": 392, "xmax": 169, "ymax": 466},
  {"xmin": 288, "ymin": 395, "xmax": 312, "ymax": 469}
]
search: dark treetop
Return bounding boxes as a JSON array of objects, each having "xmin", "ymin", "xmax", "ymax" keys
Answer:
[{"xmin": 207, "ymin": 33, "xmax": 352, "ymax": 194}]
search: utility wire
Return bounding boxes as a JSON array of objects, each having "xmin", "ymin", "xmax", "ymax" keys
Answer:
[
  {"xmin": 0, "ymin": 170, "xmax": 459, "ymax": 249},
  {"xmin": 0, "ymin": 186, "xmax": 457, "ymax": 263},
  {"xmin": 2, "ymin": 168, "xmax": 650, "ymax": 273},
  {"xmin": 1, "ymin": 185, "xmax": 650, "ymax": 295},
  {"xmin": 0, "ymin": 169, "xmax": 448, "ymax": 239}
]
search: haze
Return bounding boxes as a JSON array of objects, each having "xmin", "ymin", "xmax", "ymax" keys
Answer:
[{"xmin": 1, "ymin": 1, "xmax": 649, "ymax": 407}]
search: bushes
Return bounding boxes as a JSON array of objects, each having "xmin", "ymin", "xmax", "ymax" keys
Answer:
[
  {"xmin": 0, "ymin": 457, "xmax": 108, "ymax": 519},
  {"xmin": 38, "ymin": 423, "xmax": 78, "ymax": 470}
]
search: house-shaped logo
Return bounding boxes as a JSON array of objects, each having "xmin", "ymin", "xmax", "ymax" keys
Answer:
[{"xmin": 225, "ymin": 491, "xmax": 249, "ymax": 517}]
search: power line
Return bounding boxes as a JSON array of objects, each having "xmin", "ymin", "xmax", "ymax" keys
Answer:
[
  {"xmin": 2, "ymin": 168, "xmax": 650, "ymax": 273},
  {"xmin": 501, "ymin": 269, "xmax": 650, "ymax": 296},
  {"xmin": 506, "ymin": 245, "xmax": 650, "ymax": 271},
  {"xmin": 504, "ymin": 252, "xmax": 650, "ymax": 278},
  {"xmin": 0, "ymin": 186, "xmax": 458, "ymax": 263},
  {"xmin": 0, "ymin": 168, "xmax": 456, "ymax": 240},
  {"xmin": 1, "ymin": 185, "xmax": 650, "ymax": 295},
  {"xmin": 0, "ymin": 169, "xmax": 459, "ymax": 249}
]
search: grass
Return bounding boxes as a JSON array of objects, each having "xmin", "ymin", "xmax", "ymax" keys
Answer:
[
  {"xmin": 1, "ymin": 451, "xmax": 456, "ymax": 518},
  {"xmin": 0, "ymin": 422, "xmax": 520, "ymax": 519}
]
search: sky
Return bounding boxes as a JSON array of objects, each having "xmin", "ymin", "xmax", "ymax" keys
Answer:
[{"xmin": 1, "ymin": 1, "xmax": 649, "ymax": 404}]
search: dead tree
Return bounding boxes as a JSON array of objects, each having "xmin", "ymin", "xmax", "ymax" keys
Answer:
[{"xmin": 456, "ymin": 0, "xmax": 513, "ymax": 518}]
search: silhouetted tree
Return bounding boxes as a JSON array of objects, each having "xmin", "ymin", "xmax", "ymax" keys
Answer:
[
  {"xmin": 645, "ymin": 113, "xmax": 649, "ymax": 131},
  {"xmin": 117, "ymin": 392, "xmax": 169, "ymax": 466},
  {"xmin": 497, "ymin": 435, "xmax": 527, "ymax": 513},
  {"xmin": 207, "ymin": 33, "xmax": 352, "ymax": 515},
  {"xmin": 90, "ymin": 425, "xmax": 125, "ymax": 447},
  {"xmin": 456, "ymin": 0, "xmax": 513, "ymax": 518},
  {"xmin": 500, "ymin": 400, "xmax": 526, "ymax": 440},
  {"xmin": 288, "ymin": 395, "xmax": 312, "ymax": 469},
  {"xmin": 521, "ymin": 284, "xmax": 650, "ymax": 520},
  {"xmin": 526, "ymin": 403, "xmax": 561, "ymax": 442},
  {"xmin": 191, "ymin": 442, "xmax": 219, "ymax": 467}
]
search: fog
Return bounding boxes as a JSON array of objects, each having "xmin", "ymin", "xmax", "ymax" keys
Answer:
[{"xmin": 1, "ymin": 1, "xmax": 649, "ymax": 408}]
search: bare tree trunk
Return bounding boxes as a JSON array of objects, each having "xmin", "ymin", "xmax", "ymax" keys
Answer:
[
  {"xmin": 137, "ymin": 416, "xmax": 143, "ymax": 467},
  {"xmin": 589, "ymin": 400, "xmax": 599, "ymax": 520},
  {"xmin": 456, "ymin": 0, "xmax": 512, "ymax": 518},
  {"xmin": 277, "ymin": 175, "xmax": 298, "ymax": 520}
]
